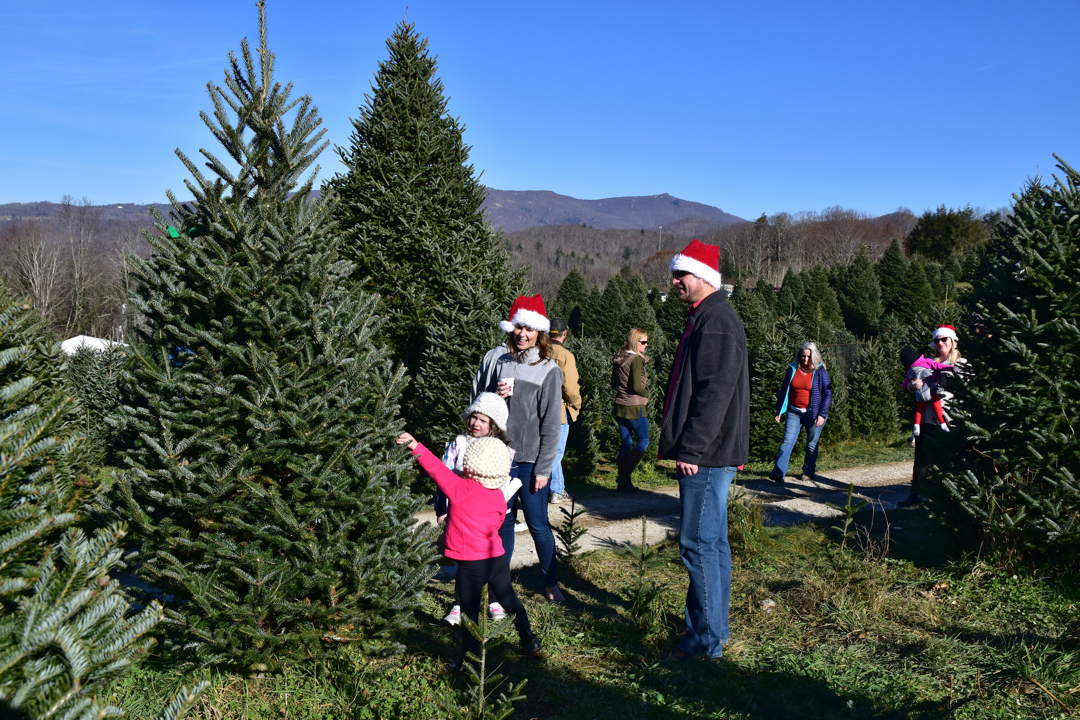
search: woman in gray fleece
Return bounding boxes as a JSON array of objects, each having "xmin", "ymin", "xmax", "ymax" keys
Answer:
[{"xmin": 491, "ymin": 294, "xmax": 565, "ymax": 603}]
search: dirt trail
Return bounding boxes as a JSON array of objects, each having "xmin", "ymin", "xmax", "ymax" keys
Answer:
[{"xmin": 418, "ymin": 461, "xmax": 912, "ymax": 571}]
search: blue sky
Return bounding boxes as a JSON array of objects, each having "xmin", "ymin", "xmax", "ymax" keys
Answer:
[{"xmin": 2, "ymin": 1, "xmax": 1077, "ymax": 220}]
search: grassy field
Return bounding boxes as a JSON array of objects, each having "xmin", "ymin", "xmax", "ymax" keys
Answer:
[{"xmin": 108, "ymin": 494, "xmax": 1079, "ymax": 719}]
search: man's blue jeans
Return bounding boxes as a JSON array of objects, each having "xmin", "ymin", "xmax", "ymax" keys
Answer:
[
  {"xmin": 772, "ymin": 410, "xmax": 824, "ymax": 477},
  {"xmin": 678, "ymin": 465, "xmax": 736, "ymax": 658},
  {"xmin": 550, "ymin": 422, "xmax": 570, "ymax": 494}
]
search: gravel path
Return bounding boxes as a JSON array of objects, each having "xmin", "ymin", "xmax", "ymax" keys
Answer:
[{"xmin": 418, "ymin": 461, "xmax": 913, "ymax": 572}]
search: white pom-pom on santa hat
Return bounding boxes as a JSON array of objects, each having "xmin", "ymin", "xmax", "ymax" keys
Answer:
[
  {"xmin": 498, "ymin": 294, "xmax": 550, "ymax": 333},
  {"xmin": 669, "ymin": 239, "xmax": 723, "ymax": 290}
]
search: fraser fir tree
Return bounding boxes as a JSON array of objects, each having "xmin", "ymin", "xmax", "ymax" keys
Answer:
[
  {"xmin": 65, "ymin": 344, "xmax": 125, "ymax": 467},
  {"xmin": 327, "ymin": 21, "xmax": 523, "ymax": 387},
  {"xmin": 897, "ymin": 258, "xmax": 934, "ymax": 325},
  {"xmin": 797, "ymin": 265, "xmax": 844, "ymax": 343},
  {"xmin": 755, "ymin": 276, "xmax": 777, "ymax": 313},
  {"xmin": 777, "ymin": 268, "xmax": 804, "ymax": 316},
  {"xmin": 0, "ymin": 280, "xmax": 206, "ymax": 719},
  {"xmin": 595, "ymin": 276, "xmax": 630, "ymax": 347},
  {"xmin": 746, "ymin": 318, "xmax": 802, "ymax": 463},
  {"xmin": 876, "ymin": 239, "xmax": 909, "ymax": 315},
  {"xmin": 847, "ymin": 338, "xmax": 899, "ymax": 442},
  {"xmin": 552, "ymin": 268, "xmax": 588, "ymax": 323},
  {"xmin": 940, "ymin": 160, "xmax": 1080, "ymax": 555},
  {"xmin": 837, "ymin": 247, "xmax": 882, "ymax": 337},
  {"xmin": 111, "ymin": 8, "xmax": 435, "ymax": 669},
  {"xmin": 563, "ymin": 336, "xmax": 613, "ymax": 478}
]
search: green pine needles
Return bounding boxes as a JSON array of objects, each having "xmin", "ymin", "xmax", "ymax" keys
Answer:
[
  {"xmin": 940, "ymin": 157, "xmax": 1080, "ymax": 557},
  {"xmin": 109, "ymin": 4, "xmax": 435, "ymax": 669},
  {"xmin": 0, "ymin": 280, "xmax": 206, "ymax": 719},
  {"xmin": 327, "ymin": 20, "xmax": 525, "ymax": 445}
]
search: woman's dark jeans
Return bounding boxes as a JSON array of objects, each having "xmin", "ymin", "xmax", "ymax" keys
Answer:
[
  {"xmin": 616, "ymin": 412, "xmax": 650, "ymax": 456},
  {"xmin": 501, "ymin": 461, "xmax": 558, "ymax": 588}
]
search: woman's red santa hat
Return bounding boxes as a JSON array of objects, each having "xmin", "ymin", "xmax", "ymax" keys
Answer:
[
  {"xmin": 499, "ymin": 295, "xmax": 550, "ymax": 333},
  {"xmin": 932, "ymin": 324, "xmax": 958, "ymax": 342},
  {"xmin": 669, "ymin": 239, "xmax": 723, "ymax": 290}
]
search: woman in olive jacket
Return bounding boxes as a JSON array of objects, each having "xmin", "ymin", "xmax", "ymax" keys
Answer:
[{"xmin": 612, "ymin": 328, "xmax": 650, "ymax": 493}]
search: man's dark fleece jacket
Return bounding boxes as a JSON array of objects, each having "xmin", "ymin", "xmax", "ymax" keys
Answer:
[{"xmin": 659, "ymin": 290, "xmax": 750, "ymax": 468}]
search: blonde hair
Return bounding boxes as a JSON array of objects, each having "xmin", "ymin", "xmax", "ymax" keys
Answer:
[
  {"xmin": 621, "ymin": 328, "xmax": 649, "ymax": 353},
  {"xmin": 794, "ymin": 341, "xmax": 824, "ymax": 369},
  {"xmin": 932, "ymin": 338, "xmax": 961, "ymax": 365}
]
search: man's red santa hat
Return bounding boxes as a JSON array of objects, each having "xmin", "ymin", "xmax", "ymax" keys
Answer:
[
  {"xmin": 669, "ymin": 239, "xmax": 723, "ymax": 290},
  {"xmin": 498, "ymin": 295, "xmax": 550, "ymax": 333}
]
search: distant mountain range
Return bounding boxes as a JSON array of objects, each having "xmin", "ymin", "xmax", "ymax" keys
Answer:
[
  {"xmin": 480, "ymin": 190, "xmax": 745, "ymax": 234},
  {"xmin": 0, "ymin": 191, "xmax": 745, "ymax": 235}
]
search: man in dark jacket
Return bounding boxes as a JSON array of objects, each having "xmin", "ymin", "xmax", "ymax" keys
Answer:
[{"xmin": 659, "ymin": 239, "xmax": 749, "ymax": 660}]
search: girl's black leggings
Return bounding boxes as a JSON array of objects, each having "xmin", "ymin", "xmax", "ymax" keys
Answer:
[{"xmin": 456, "ymin": 554, "xmax": 531, "ymax": 659}]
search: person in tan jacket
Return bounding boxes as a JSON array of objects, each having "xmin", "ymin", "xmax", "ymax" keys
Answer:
[
  {"xmin": 612, "ymin": 328, "xmax": 650, "ymax": 493},
  {"xmin": 547, "ymin": 318, "xmax": 582, "ymax": 504}
]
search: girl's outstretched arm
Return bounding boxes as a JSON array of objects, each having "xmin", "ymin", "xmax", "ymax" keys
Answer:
[{"xmin": 401, "ymin": 433, "xmax": 466, "ymax": 501}]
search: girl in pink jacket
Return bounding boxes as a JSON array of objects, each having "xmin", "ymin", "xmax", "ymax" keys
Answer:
[{"xmin": 397, "ymin": 432, "xmax": 542, "ymax": 665}]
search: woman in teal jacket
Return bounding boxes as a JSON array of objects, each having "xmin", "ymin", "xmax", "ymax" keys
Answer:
[{"xmin": 769, "ymin": 342, "xmax": 832, "ymax": 483}]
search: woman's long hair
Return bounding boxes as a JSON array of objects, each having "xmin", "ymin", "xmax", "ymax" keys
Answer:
[
  {"xmin": 506, "ymin": 330, "xmax": 551, "ymax": 363},
  {"xmin": 794, "ymin": 341, "xmax": 825, "ymax": 369},
  {"xmin": 931, "ymin": 338, "xmax": 962, "ymax": 365},
  {"xmin": 620, "ymin": 327, "xmax": 649, "ymax": 354}
]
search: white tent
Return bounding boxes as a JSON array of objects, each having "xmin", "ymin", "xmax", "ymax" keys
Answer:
[{"xmin": 60, "ymin": 335, "xmax": 125, "ymax": 355}]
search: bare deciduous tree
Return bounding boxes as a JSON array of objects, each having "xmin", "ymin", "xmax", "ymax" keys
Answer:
[{"xmin": 0, "ymin": 219, "xmax": 65, "ymax": 325}]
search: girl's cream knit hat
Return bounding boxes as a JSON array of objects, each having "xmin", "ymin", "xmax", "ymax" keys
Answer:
[{"xmin": 462, "ymin": 437, "xmax": 512, "ymax": 490}]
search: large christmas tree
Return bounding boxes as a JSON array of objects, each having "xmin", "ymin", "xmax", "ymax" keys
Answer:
[
  {"xmin": 941, "ymin": 158, "xmax": 1080, "ymax": 556},
  {"xmin": 0, "ymin": 279, "xmax": 205, "ymax": 719},
  {"xmin": 327, "ymin": 20, "xmax": 524, "ymax": 444},
  {"xmin": 110, "ymin": 6, "xmax": 434, "ymax": 669}
]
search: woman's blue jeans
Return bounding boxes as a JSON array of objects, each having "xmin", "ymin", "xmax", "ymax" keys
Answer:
[
  {"xmin": 677, "ymin": 465, "xmax": 736, "ymax": 658},
  {"xmin": 500, "ymin": 462, "xmax": 558, "ymax": 588},
  {"xmin": 772, "ymin": 410, "xmax": 824, "ymax": 476},
  {"xmin": 616, "ymin": 412, "xmax": 650, "ymax": 456}
]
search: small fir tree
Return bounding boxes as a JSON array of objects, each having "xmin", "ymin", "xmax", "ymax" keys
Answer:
[
  {"xmin": 777, "ymin": 267, "xmax": 805, "ymax": 316},
  {"xmin": 110, "ymin": 9, "xmax": 435, "ymax": 669},
  {"xmin": 940, "ymin": 161, "xmax": 1080, "ymax": 556},
  {"xmin": 755, "ymin": 276, "xmax": 777, "ymax": 314},
  {"xmin": 847, "ymin": 338, "xmax": 899, "ymax": 442},
  {"xmin": 797, "ymin": 265, "xmax": 844, "ymax": 344},
  {"xmin": 896, "ymin": 257, "xmax": 934, "ymax": 326},
  {"xmin": 0, "ymin": 280, "xmax": 206, "ymax": 719},
  {"xmin": 746, "ymin": 319, "xmax": 801, "ymax": 463},
  {"xmin": 563, "ymin": 335, "xmax": 614, "ymax": 478},
  {"xmin": 65, "ymin": 343, "xmax": 125, "ymax": 467},
  {"xmin": 837, "ymin": 247, "xmax": 883, "ymax": 337},
  {"xmin": 876, "ymin": 238, "xmax": 908, "ymax": 315},
  {"xmin": 552, "ymin": 268, "xmax": 589, "ymax": 323},
  {"xmin": 595, "ymin": 276, "xmax": 630, "ymax": 347}
]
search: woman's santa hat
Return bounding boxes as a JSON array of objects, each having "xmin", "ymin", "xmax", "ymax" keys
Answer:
[
  {"xmin": 498, "ymin": 295, "xmax": 550, "ymax": 333},
  {"xmin": 932, "ymin": 325, "xmax": 958, "ymax": 342},
  {"xmin": 669, "ymin": 239, "xmax": 723, "ymax": 289}
]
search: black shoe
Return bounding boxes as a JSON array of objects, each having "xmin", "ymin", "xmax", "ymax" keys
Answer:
[
  {"xmin": 520, "ymin": 631, "xmax": 543, "ymax": 657},
  {"xmin": 616, "ymin": 480, "xmax": 639, "ymax": 493},
  {"xmin": 768, "ymin": 469, "xmax": 784, "ymax": 484},
  {"xmin": 801, "ymin": 468, "xmax": 815, "ymax": 481}
]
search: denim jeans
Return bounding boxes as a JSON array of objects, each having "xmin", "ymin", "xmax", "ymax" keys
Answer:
[
  {"xmin": 549, "ymin": 422, "xmax": 570, "ymax": 494},
  {"xmin": 616, "ymin": 411, "xmax": 650, "ymax": 456},
  {"xmin": 511, "ymin": 462, "xmax": 558, "ymax": 588},
  {"xmin": 772, "ymin": 410, "xmax": 824, "ymax": 477},
  {"xmin": 677, "ymin": 465, "xmax": 736, "ymax": 658}
]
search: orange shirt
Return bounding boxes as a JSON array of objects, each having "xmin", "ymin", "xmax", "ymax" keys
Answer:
[{"xmin": 790, "ymin": 368, "xmax": 812, "ymax": 409}]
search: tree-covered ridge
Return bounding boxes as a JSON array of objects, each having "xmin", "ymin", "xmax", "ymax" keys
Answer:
[{"xmin": 109, "ymin": 5, "xmax": 434, "ymax": 670}]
